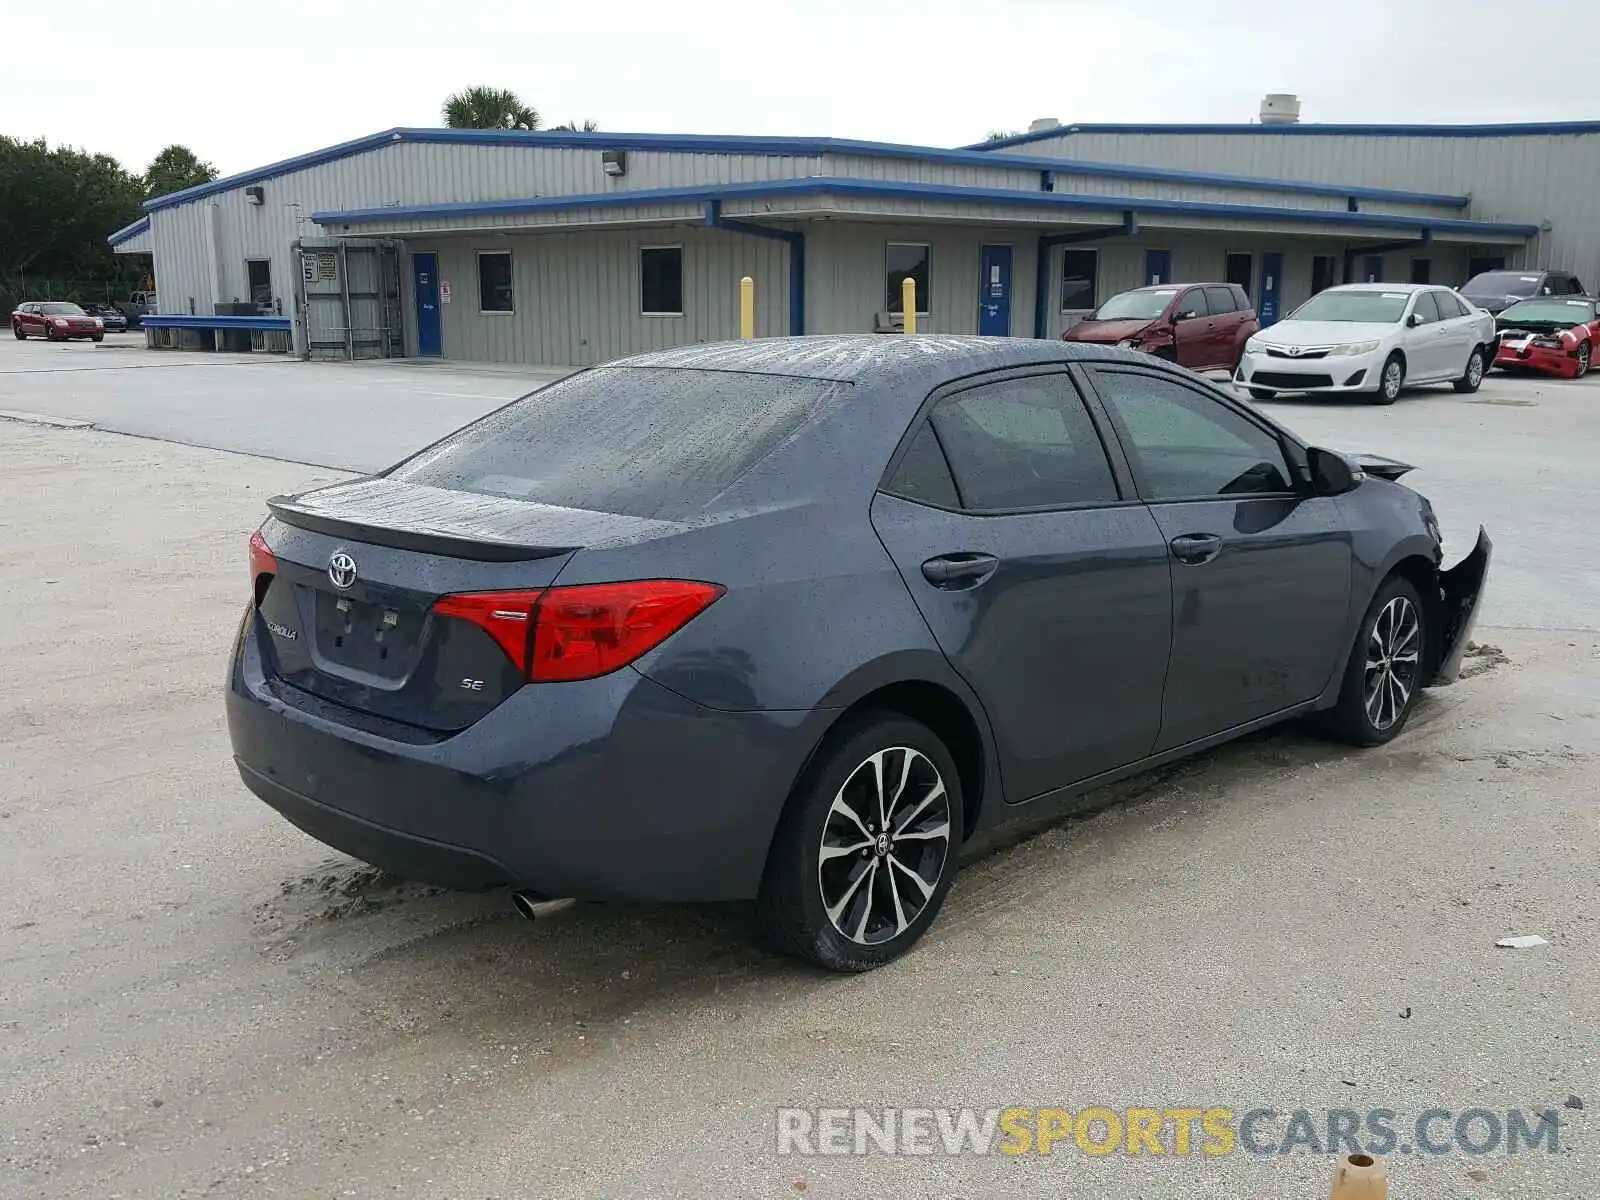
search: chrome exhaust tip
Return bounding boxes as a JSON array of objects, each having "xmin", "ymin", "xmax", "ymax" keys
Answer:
[{"xmin": 511, "ymin": 891, "xmax": 575, "ymax": 922}]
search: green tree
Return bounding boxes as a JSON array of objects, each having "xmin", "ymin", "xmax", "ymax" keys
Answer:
[
  {"xmin": 550, "ymin": 119, "xmax": 600, "ymax": 132},
  {"xmin": 442, "ymin": 86, "xmax": 541, "ymax": 130},
  {"xmin": 984, "ymin": 129, "xmax": 1024, "ymax": 142},
  {"xmin": 144, "ymin": 144, "xmax": 218, "ymax": 199},
  {"xmin": 0, "ymin": 136, "xmax": 143, "ymax": 287}
]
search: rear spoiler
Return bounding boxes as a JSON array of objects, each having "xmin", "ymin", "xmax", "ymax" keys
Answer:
[
  {"xmin": 266, "ymin": 496, "xmax": 571, "ymax": 563},
  {"xmin": 1351, "ymin": 453, "xmax": 1416, "ymax": 482}
]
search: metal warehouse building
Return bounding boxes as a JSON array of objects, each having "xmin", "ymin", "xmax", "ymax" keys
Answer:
[{"xmin": 106, "ymin": 118, "xmax": 1597, "ymax": 366}]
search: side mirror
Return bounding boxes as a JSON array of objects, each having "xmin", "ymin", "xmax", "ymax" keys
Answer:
[
  {"xmin": 1406, "ymin": 312, "xmax": 1423, "ymax": 327},
  {"xmin": 1306, "ymin": 446, "xmax": 1362, "ymax": 496},
  {"xmin": 1170, "ymin": 310, "xmax": 1188, "ymax": 323}
]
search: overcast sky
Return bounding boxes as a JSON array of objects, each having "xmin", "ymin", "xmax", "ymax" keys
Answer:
[{"xmin": 8, "ymin": 0, "xmax": 1593, "ymax": 176}]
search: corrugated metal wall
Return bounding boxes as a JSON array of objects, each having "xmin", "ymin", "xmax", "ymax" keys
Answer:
[
  {"xmin": 999, "ymin": 130, "xmax": 1600, "ymax": 281},
  {"xmin": 411, "ymin": 224, "xmax": 789, "ymax": 366}
]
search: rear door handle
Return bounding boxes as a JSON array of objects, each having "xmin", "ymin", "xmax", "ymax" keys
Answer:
[
  {"xmin": 1169, "ymin": 533, "xmax": 1223, "ymax": 565},
  {"xmin": 921, "ymin": 553, "xmax": 999, "ymax": 589}
]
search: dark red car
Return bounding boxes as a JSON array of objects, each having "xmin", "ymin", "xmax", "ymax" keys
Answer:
[
  {"xmin": 1064, "ymin": 283, "xmax": 1259, "ymax": 372},
  {"xmin": 12, "ymin": 301, "xmax": 104, "ymax": 342},
  {"xmin": 1491, "ymin": 296, "xmax": 1600, "ymax": 378}
]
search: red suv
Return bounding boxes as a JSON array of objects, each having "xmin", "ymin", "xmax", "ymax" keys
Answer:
[
  {"xmin": 12, "ymin": 301, "xmax": 104, "ymax": 342},
  {"xmin": 1063, "ymin": 283, "xmax": 1258, "ymax": 371}
]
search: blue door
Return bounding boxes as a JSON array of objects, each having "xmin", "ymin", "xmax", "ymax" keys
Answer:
[
  {"xmin": 412, "ymin": 251, "xmax": 442, "ymax": 357},
  {"xmin": 1258, "ymin": 252, "xmax": 1284, "ymax": 327},
  {"xmin": 1144, "ymin": 249, "xmax": 1172, "ymax": 285},
  {"xmin": 978, "ymin": 245, "xmax": 1013, "ymax": 336}
]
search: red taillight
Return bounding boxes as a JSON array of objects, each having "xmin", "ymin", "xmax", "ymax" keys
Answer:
[
  {"xmin": 430, "ymin": 580, "xmax": 724, "ymax": 683},
  {"xmin": 430, "ymin": 590, "xmax": 543, "ymax": 673},
  {"xmin": 249, "ymin": 529, "xmax": 277, "ymax": 597}
]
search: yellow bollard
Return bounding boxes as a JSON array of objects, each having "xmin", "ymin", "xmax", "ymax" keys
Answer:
[
  {"xmin": 740, "ymin": 276, "xmax": 755, "ymax": 339},
  {"xmin": 1331, "ymin": 1154, "xmax": 1387, "ymax": 1200},
  {"xmin": 902, "ymin": 277, "xmax": 917, "ymax": 334}
]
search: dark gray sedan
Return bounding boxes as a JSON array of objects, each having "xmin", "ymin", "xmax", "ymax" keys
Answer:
[{"xmin": 227, "ymin": 336, "xmax": 1489, "ymax": 971}]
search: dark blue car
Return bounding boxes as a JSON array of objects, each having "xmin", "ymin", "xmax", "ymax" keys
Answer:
[{"xmin": 228, "ymin": 336, "xmax": 1489, "ymax": 971}]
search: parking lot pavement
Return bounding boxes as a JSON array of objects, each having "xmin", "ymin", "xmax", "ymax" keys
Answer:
[
  {"xmin": 0, "ymin": 334, "xmax": 550, "ymax": 471},
  {"xmin": 2, "ymin": 413, "xmax": 1597, "ymax": 1197}
]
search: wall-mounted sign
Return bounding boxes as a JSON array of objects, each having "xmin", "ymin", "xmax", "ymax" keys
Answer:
[{"xmin": 440, "ymin": 280, "xmax": 452, "ymax": 303}]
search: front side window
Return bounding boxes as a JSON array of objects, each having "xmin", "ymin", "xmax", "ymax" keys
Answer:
[
  {"xmin": 640, "ymin": 246, "xmax": 683, "ymax": 315},
  {"xmin": 926, "ymin": 375, "xmax": 1118, "ymax": 511},
  {"xmin": 1061, "ymin": 249, "xmax": 1098, "ymax": 312},
  {"xmin": 477, "ymin": 251, "xmax": 514, "ymax": 313},
  {"xmin": 1174, "ymin": 290, "xmax": 1209, "ymax": 319},
  {"xmin": 1410, "ymin": 292, "xmax": 1440, "ymax": 324},
  {"xmin": 1090, "ymin": 369, "xmax": 1293, "ymax": 501},
  {"xmin": 887, "ymin": 243, "xmax": 931, "ymax": 315}
]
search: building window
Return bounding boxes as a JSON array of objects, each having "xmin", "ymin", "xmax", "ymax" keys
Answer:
[
  {"xmin": 245, "ymin": 259, "xmax": 273, "ymax": 311},
  {"xmin": 477, "ymin": 251, "xmax": 514, "ymax": 313},
  {"xmin": 1311, "ymin": 255, "xmax": 1338, "ymax": 294},
  {"xmin": 1410, "ymin": 258, "xmax": 1432, "ymax": 284},
  {"xmin": 887, "ymin": 243, "xmax": 931, "ymax": 315},
  {"xmin": 1224, "ymin": 252, "xmax": 1253, "ymax": 296},
  {"xmin": 640, "ymin": 246, "xmax": 683, "ymax": 316},
  {"xmin": 1060, "ymin": 248, "xmax": 1098, "ymax": 312}
]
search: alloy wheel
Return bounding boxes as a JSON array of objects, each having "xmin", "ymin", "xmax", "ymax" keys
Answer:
[
  {"xmin": 1364, "ymin": 595, "xmax": 1421, "ymax": 732},
  {"xmin": 1467, "ymin": 353, "xmax": 1484, "ymax": 388},
  {"xmin": 1579, "ymin": 344, "xmax": 1590, "ymax": 377},
  {"xmin": 817, "ymin": 747, "xmax": 951, "ymax": 946},
  {"xmin": 1383, "ymin": 361, "xmax": 1403, "ymax": 399}
]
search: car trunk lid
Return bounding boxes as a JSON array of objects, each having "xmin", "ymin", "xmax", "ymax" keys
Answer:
[{"xmin": 255, "ymin": 478, "xmax": 680, "ymax": 731}]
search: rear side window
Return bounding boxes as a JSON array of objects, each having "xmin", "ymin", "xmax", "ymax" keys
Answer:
[
  {"xmin": 1204, "ymin": 286, "xmax": 1237, "ymax": 314},
  {"xmin": 391, "ymin": 367, "xmax": 843, "ymax": 520},
  {"xmin": 883, "ymin": 425, "xmax": 960, "ymax": 509},
  {"xmin": 1433, "ymin": 291, "xmax": 1466, "ymax": 319},
  {"xmin": 926, "ymin": 375, "xmax": 1118, "ymax": 510}
]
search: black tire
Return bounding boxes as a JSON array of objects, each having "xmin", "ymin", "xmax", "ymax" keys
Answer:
[
  {"xmin": 1452, "ymin": 346, "xmax": 1485, "ymax": 394},
  {"xmin": 12, "ymin": 323, "xmax": 23, "ymax": 340},
  {"xmin": 1317, "ymin": 575, "xmax": 1428, "ymax": 746},
  {"xmin": 1576, "ymin": 340, "xmax": 1591, "ymax": 378},
  {"xmin": 1370, "ymin": 353, "xmax": 1405, "ymax": 405},
  {"xmin": 1151, "ymin": 346, "xmax": 1176, "ymax": 362},
  {"xmin": 757, "ymin": 712, "xmax": 963, "ymax": 972},
  {"xmin": 91, "ymin": 334, "xmax": 103, "ymax": 343},
  {"xmin": 1249, "ymin": 387, "xmax": 1274, "ymax": 401}
]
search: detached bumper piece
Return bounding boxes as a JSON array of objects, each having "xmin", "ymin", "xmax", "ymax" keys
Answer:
[{"xmin": 1430, "ymin": 527, "xmax": 1492, "ymax": 685}]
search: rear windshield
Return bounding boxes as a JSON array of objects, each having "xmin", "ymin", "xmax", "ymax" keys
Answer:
[
  {"xmin": 1462, "ymin": 271, "xmax": 1541, "ymax": 298},
  {"xmin": 1286, "ymin": 290, "xmax": 1409, "ymax": 323},
  {"xmin": 390, "ymin": 367, "xmax": 844, "ymax": 519}
]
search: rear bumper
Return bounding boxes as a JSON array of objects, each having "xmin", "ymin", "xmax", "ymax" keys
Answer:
[{"xmin": 227, "ymin": 615, "xmax": 820, "ymax": 901}]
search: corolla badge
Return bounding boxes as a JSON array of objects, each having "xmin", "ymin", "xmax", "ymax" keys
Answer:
[{"xmin": 327, "ymin": 550, "xmax": 358, "ymax": 590}]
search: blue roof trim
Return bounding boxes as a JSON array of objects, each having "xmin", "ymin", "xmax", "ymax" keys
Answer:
[
  {"xmin": 107, "ymin": 215, "xmax": 151, "ymax": 246},
  {"xmin": 969, "ymin": 120, "xmax": 1600, "ymax": 150},
  {"xmin": 145, "ymin": 126, "xmax": 1469, "ymax": 216},
  {"xmin": 313, "ymin": 177, "xmax": 1536, "ymax": 238}
]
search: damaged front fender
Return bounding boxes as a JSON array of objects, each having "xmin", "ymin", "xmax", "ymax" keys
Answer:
[{"xmin": 1429, "ymin": 527, "xmax": 1492, "ymax": 685}]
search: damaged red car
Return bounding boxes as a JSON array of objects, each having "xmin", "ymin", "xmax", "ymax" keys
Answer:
[{"xmin": 1491, "ymin": 296, "xmax": 1600, "ymax": 378}]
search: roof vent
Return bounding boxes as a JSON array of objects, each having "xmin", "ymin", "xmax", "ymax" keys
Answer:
[
  {"xmin": 1028, "ymin": 117, "xmax": 1061, "ymax": 133},
  {"xmin": 1259, "ymin": 94, "xmax": 1301, "ymax": 125}
]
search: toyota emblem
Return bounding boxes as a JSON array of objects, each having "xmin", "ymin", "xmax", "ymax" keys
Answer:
[
  {"xmin": 1289, "ymin": 345, "xmax": 1303, "ymax": 356},
  {"xmin": 327, "ymin": 551, "xmax": 357, "ymax": 590}
]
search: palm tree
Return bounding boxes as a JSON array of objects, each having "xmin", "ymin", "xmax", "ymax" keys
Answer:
[
  {"xmin": 551, "ymin": 119, "xmax": 600, "ymax": 132},
  {"xmin": 441, "ymin": 87, "xmax": 540, "ymax": 131}
]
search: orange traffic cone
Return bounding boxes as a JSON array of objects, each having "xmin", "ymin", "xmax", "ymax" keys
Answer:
[{"xmin": 1331, "ymin": 1153, "xmax": 1388, "ymax": 1199}]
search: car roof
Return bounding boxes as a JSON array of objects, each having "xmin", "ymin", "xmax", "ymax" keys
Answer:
[
  {"xmin": 610, "ymin": 334, "xmax": 1125, "ymax": 382},
  {"xmin": 1324, "ymin": 282, "xmax": 1440, "ymax": 294}
]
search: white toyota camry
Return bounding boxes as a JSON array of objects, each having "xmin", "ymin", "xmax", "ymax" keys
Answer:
[{"xmin": 1236, "ymin": 283, "xmax": 1497, "ymax": 404}]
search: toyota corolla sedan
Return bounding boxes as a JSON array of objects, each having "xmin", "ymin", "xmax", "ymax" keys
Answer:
[
  {"xmin": 1236, "ymin": 284, "xmax": 1496, "ymax": 404},
  {"xmin": 229, "ymin": 337, "xmax": 1490, "ymax": 971}
]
